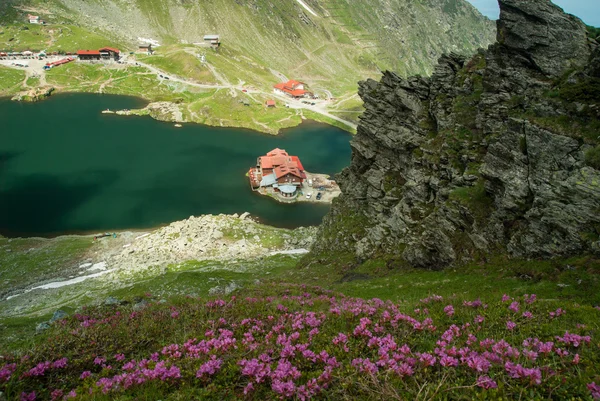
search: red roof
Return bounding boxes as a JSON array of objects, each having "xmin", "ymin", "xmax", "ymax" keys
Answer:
[
  {"xmin": 259, "ymin": 155, "xmax": 291, "ymax": 169},
  {"xmin": 266, "ymin": 100, "xmax": 276, "ymax": 106},
  {"xmin": 99, "ymin": 47, "xmax": 120, "ymax": 53},
  {"xmin": 274, "ymin": 165, "xmax": 303, "ymax": 180},
  {"xmin": 290, "ymin": 156, "xmax": 305, "ymax": 172},
  {"xmin": 77, "ymin": 50, "xmax": 101, "ymax": 56},
  {"xmin": 267, "ymin": 148, "xmax": 288, "ymax": 157},
  {"xmin": 46, "ymin": 57, "xmax": 74, "ymax": 67},
  {"xmin": 274, "ymin": 82, "xmax": 306, "ymax": 97},
  {"xmin": 257, "ymin": 148, "xmax": 306, "ymax": 181}
]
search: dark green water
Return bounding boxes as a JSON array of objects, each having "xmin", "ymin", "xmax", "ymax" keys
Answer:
[{"xmin": 0, "ymin": 93, "xmax": 351, "ymax": 237}]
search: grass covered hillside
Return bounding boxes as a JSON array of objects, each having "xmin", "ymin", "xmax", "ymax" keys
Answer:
[
  {"xmin": 1, "ymin": 274, "xmax": 600, "ymax": 400},
  {"xmin": 1, "ymin": 219, "xmax": 600, "ymax": 399},
  {"xmin": 36, "ymin": 0, "xmax": 495, "ymax": 80}
]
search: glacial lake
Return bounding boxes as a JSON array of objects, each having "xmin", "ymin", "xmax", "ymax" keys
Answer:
[{"xmin": 0, "ymin": 93, "xmax": 352, "ymax": 237}]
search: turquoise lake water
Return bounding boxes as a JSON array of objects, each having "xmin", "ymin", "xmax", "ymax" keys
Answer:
[{"xmin": 0, "ymin": 93, "xmax": 352, "ymax": 237}]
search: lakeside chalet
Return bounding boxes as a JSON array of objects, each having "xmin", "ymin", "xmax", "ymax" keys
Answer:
[
  {"xmin": 77, "ymin": 47, "xmax": 120, "ymax": 61},
  {"xmin": 273, "ymin": 80, "xmax": 311, "ymax": 99},
  {"xmin": 248, "ymin": 148, "xmax": 306, "ymax": 198}
]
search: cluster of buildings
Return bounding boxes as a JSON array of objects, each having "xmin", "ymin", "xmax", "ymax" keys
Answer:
[{"xmin": 248, "ymin": 148, "xmax": 306, "ymax": 198}]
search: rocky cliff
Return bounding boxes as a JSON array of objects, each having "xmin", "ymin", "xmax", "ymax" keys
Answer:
[{"xmin": 312, "ymin": 0, "xmax": 600, "ymax": 268}]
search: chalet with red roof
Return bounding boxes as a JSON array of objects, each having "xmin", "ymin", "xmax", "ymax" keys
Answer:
[
  {"xmin": 77, "ymin": 47, "xmax": 120, "ymax": 61},
  {"xmin": 273, "ymin": 80, "xmax": 309, "ymax": 99},
  {"xmin": 99, "ymin": 47, "xmax": 120, "ymax": 60},
  {"xmin": 28, "ymin": 15, "xmax": 42, "ymax": 24},
  {"xmin": 77, "ymin": 50, "xmax": 101, "ymax": 61},
  {"xmin": 248, "ymin": 148, "xmax": 306, "ymax": 198}
]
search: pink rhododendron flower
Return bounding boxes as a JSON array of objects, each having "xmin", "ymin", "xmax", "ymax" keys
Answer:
[
  {"xmin": 0, "ymin": 363, "xmax": 17, "ymax": 382},
  {"xmin": 93, "ymin": 356, "xmax": 106, "ymax": 365},
  {"xmin": 550, "ymin": 308, "xmax": 566, "ymax": 318},
  {"xmin": 50, "ymin": 389, "xmax": 63, "ymax": 401},
  {"xmin": 196, "ymin": 356, "xmax": 223, "ymax": 377},
  {"xmin": 20, "ymin": 392, "xmax": 36, "ymax": 401},
  {"xmin": 502, "ymin": 294, "xmax": 511, "ymax": 302},
  {"xmin": 588, "ymin": 382, "xmax": 600, "ymax": 399},
  {"xmin": 522, "ymin": 311, "xmax": 533, "ymax": 319},
  {"xmin": 80, "ymin": 371, "xmax": 91, "ymax": 379},
  {"xmin": 444, "ymin": 305, "xmax": 455, "ymax": 317},
  {"xmin": 506, "ymin": 321, "xmax": 517, "ymax": 331},
  {"xmin": 477, "ymin": 375, "xmax": 498, "ymax": 389},
  {"xmin": 509, "ymin": 302, "xmax": 520, "ymax": 312}
]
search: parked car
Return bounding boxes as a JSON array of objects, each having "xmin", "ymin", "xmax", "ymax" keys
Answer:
[
  {"xmin": 316, "ymin": 192, "xmax": 322, "ymax": 200},
  {"xmin": 306, "ymin": 192, "xmax": 312, "ymax": 199},
  {"xmin": 242, "ymin": 89, "xmax": 248, "ymax": 92},
  {"xmin": 164, "ymin": 76, "xmax": 170, "ymax": 80}
]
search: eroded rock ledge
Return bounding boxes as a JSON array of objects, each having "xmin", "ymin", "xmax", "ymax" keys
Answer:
[{"xmin": 312, "ymin": 0, "xmax": 600, "ymax": 268}]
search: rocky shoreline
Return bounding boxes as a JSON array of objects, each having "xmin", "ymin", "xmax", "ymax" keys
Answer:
[
  {"xmin": 0, "ymin": 213, "xmax": 317, "ymax": 319},
  {"xmin": 11, "ymin": 86, "xmax": 54, "ymax": 102}
]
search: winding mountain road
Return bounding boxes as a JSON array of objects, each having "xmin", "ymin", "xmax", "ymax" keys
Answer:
[{"xmin": 126, "ymin": 57, "xmax": 357, "ymax": 130}]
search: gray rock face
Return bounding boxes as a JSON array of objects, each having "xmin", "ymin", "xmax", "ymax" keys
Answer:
[
  {"xmin": 49, "ymin": 310, "xmax": 68, "ymax": 324},
  {"xmin": 497, "ymin": 0, "xmax": 590, "ymax": 77},
  {"xmin": 36, "ymin": 322, "xmax": 51, "ymax": 333},
  {"xmin": 312, "ymin": 0, "xmax": 600, "ymax": 269}
]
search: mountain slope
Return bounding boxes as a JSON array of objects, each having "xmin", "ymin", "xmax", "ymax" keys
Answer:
[
  {"xmin": 9, "ymin": 0, "xmax": 495, "ymax": 90},
  {"xmin": 310, "ymin": 0, "xmax": 600, "ymax": 267}
]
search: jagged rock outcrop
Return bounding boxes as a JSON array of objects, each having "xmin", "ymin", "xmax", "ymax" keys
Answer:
[{"xmin": 312, "ymin": 0, "xmax": 600, "ymax": 269}]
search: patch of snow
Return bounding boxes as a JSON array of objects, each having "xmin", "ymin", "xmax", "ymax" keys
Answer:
[
  {"xmin": 79, "ymin": 262, "xmax": 93, "ymax": 269},
  {"xmin": 138, "ymin": 37, "xmax": 161, "ymax": 47},
  {"xmin": 87, "ymin": 262, "xmax": 107, "ymax": 272},
  {"xmin": 123, "ymin": 243, "xmax": 131, "ymax": 248},
  {"xmin": 4, "ymin": 269, "xmax": 114, "ymax": 301},
  {"xmin": 135, "ymin": 233, "xmax": 150, "ymax": 240},
  {"xmin": 295, "ymin": 0, "xmax": 318, "ymax": 17},
  {"xmin": 32, "ymin": 270, "xmax": 114, "ymax": 290},
  {"xmin": 269, "ymin": 248, "xmax": 310, "ymax": 256}
]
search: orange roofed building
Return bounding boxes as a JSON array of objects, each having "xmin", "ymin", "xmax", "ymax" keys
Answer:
[
  {"xmin": 273, "ymin": 80, "xmax": 309, "ymax": 99},
  {"xmin": 248, "ymin": 148, "xmax": 307, "ymax": 198}
]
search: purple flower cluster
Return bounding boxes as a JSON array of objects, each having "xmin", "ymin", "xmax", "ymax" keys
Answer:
[{"xmin": 1, "ymin": 289, "xmax": 597, "ymax": 399}]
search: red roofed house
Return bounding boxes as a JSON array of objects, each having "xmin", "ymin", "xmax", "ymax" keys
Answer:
[
  {"xmin": 77, "ymin": 50, "xmax": 101, "ymax": 61},
  {"xmin": 273, "ymin": 80, "xmax": 308, "ymax": 98},
  {"xmin": 266, "ymin": 100, "xmax": 276, "ymax": 107},
  {"xmin": 99, "ymin": 47, "xmax": 120, "ymax": 61},
  {"xmin": 249, "ymin": 148, "xmax": 307, "ymax": 197},
  {"xmin": 28, "ymin": 15, "xmax": 41, "ymax": 24}
]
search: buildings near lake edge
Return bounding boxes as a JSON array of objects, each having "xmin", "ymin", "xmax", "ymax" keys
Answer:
[{"xmin": 248, "ymin": 148, "xmax": 306, "ymax": 198}]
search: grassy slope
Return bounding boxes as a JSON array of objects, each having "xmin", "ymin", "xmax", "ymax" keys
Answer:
[
  {"xmin": 0, "ymin": 65, "xmax": 25, "ymax": 95},
  {"xmin": 0, "ymin": 23, "xmax": 124, "ymax": 53},
  {"xmin": 0, "ymin": 254, "xmax": 599, "ymax": 399},
  {"xmin": 0, "ymin": 237, "xmax": 93, "ymax": 299}
]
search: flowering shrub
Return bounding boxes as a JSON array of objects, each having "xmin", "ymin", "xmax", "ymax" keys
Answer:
[{"xmin": 0, "ymin": 286, "xmax": 599, "ymax": 400}]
